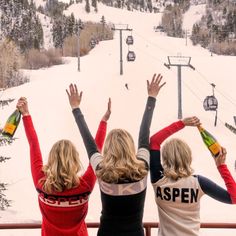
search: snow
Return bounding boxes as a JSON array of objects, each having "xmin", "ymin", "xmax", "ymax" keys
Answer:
[
  {"xmin": 182, "ymin": 4, "xmax": 206, "ymax": 31},
  {"xmin": 1, "ymin": 2, "xmax": 236, "ymax": 236},
  {"xmin": 37, "ymin": 12, "xmax": 54, "ymax": 50},
  {"xmin": 33, "ymin": 0, "xmax": 46, "ymax": 8}
]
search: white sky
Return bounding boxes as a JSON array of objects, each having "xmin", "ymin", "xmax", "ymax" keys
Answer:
[{"xmin": 0, "ymin": 2, "xmax": 236, "ymax": 236}]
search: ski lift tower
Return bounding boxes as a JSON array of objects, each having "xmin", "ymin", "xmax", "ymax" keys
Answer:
[
  {"xmin": 77, "ymin": 19, "xmax": 84, "ymax": 72},
  {"xmin": 111, "ymin": 24, "xmax": 132, "ymax": 75},
  {"xmin": 164, "ymin": 54, "xmax": 195, "ymax": 119}
]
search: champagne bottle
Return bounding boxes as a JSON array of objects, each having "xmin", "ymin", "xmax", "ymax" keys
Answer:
[
  {"xmin": 2, "ymin": 109, "xmax": 21, "ymax": 138},
  {"xmin": 197, "ymin": 125, "xmax": 221, "ymax": 157}
]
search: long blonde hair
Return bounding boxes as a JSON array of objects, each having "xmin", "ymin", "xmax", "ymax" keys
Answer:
[
  {"xmin": 96, "ymin": 129, "xmax": 148, "ymax": 183},
  {"xmin": 161, "ymin": 138, "xmax": 194, "ymax": 181},
  {"xmin": 41, "ymin": 139, "xmax": 82, "ymax": 193}
]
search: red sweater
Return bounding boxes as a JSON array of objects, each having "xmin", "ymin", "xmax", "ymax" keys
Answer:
[
  {"xmin": 218, "ymin": 164, "xmax": 236, "ymax": 204},
  {"xmin": 23, "ymin": 116, "xmax": 107, "ymax": 236}
]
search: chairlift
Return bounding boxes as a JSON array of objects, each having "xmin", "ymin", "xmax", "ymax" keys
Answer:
[
  {"xmin": 126, "ymin": 35, "xmax": 134, "ymax": 45},
  {"xmin": 90, "ymin": 38, "xmax": 96, "ymax": 48},
  {"xmin": 127, "ymin": 51, "xmax": 136, "ymax": 62},
  {"xmin": 203, "ymin": 95, "xmax": 218, "ymax": 111}
]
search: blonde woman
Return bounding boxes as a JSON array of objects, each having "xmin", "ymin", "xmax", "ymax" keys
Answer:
[
  {"xmin": 17, "ymin": 97, "xmax": 111, "ymax": 236},
  {"xmin": 149, "ymin": 119, "xmax": 234, "ymax": 236},
  {"xmin": 66, "ymin": 73, "xmax": 166, "ymax": 236}
]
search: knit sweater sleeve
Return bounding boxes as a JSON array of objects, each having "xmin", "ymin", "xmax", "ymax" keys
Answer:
[
  {"xmin": 150, "ymin": 120, "xmax": 185, "ymax": 150},
  {"xmin": 217, "ymin": 164, "xmax": 236, "ymax": 204},
  {"xmin": 72, "ymin": 108, "xmax": 99, "ymax": 158},
  {"xmin": 198, "ymin": 175, "xmax": 232, "ymax": 204},
  {"xmin": 138, "ymin": 96, "xmax": 156, "ymax": 149},
  {"xmin": 95, "ymin": 120, "xmax": 107, "ymax": 152},
  {"xmin": 23, "ymin": 115, "xmax": 44, "ymax": 187}
]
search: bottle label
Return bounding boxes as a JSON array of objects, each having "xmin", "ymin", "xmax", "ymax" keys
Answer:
[
  {"xmin": 3, "ymin": 123, "xmax": 16, "ymax": 135},
  {"xmin": 209, "ymin": 143, "xmax": 221, "ymax": 156}
]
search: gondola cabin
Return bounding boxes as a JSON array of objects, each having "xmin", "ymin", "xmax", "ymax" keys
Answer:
[
  {"xmin": 203, "ymin": 95, "xmax": 218, "ymax": 111},
  {"xmin": 127, "ymin": 51, "xmax": 136, "ymax": 62},
  {"xmin": 90, "ymin": 38, "xmax": 96, "ymax": 48},
  {"xmin": 126, "ymin": 35, "xmax": 134, "ymax": 45}
]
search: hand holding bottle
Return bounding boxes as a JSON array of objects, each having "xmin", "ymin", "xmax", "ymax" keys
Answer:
[
  {"xmin": 214, "ymin": 147, "xmax": 227, "ymax": 167},
  {"xmin": 147, "ymin": 73, "xmax": 166, "ymax": 98},
  {"xmin": 1, "ymin": 98, "xmax": 25, "ymax": 138},
  {"xmin": 16, "ymin": 97, "xmax": 30, "ymax": 116},
  {"xmin": 182, "ymin": 116, "xmax": 201, "ymax": 127},
  {"xmin": 102, "ymin": 98, "xmax": 111, "ymax": 122},
  {"xmin": 66, "ymin": 84, "xmax": 83, "ymax": 110}
]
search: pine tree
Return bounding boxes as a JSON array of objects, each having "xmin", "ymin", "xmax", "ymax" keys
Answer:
[
  {"xmin": 85, "ymin": 0, "xmax": 90, "ymax": 13},
  {"xmin": 0, "ymin": 97, "xmax": 15, "ymax": 210},
  {"xmin": 52, "ymin": 19, "xmax": 64, "ymax": 48},
  {"xmin": 92, "ymin": 0, "xmax": 97, "ymax": 9},
  {"xmin": 66, "ymin": 13, "xmax": 76, "ymax": 36},
  {"xmin": 147, "ymin": 0, "xmax": 152, "ymax": 12}
]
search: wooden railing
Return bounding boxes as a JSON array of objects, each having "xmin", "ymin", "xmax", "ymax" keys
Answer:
[{"xmin": 1, "ymin": 222, "xmax": 236, "ymax": 236}]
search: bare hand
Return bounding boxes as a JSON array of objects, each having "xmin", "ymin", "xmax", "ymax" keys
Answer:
[
  {"xmin": 182, "ymin": 116, "xmax": 201, "ymax": 127},
  {"xmin": 215, "ymin": 147, "xmax": 227, "ymax": 167},
  {"xmin": 147, "ymin": 73, "xmax": 166, "ymax": 98},
  {"xmin": 16, "ymin": 97, "xmax": 29, "ymax": 116},
  {"xmin": 102, "ymin": 98, "xmax": 111, "ymax": 122},
  {"xmin": 66, "ymin": 84, "xmax": 83, "ymax": 109}
]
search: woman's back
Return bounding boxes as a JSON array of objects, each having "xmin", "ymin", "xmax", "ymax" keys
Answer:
[
  {"xmin": 37, "ymin": 165, "xmax": 95, "ymax": 235},
  {"xmin": 92, "ymin": 147, "xmax": 150, "ymax": 236},
  {"xmin": 153, "ymin": 175, "xmax": 204, "ymax": 236}
]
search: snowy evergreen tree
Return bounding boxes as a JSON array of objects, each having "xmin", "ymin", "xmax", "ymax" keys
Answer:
[
  {"xmin": 92, "ymin": 0, "xmax": 97, "ymax": 9},
  {"xmin": 85, "ymin": 0, "xmax": 91, "ymax": 13},
  {"xmin": 0, "ymin": 126, "xmax": 13, "ymax": 210},
  {"xmin": 52, "ymin": 19, "xmax": 64, "ymax": 48}
]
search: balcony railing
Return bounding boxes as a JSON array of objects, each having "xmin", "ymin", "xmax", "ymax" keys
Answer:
[{"xmin": 1, "ymin": 222, "xmax": 236, "ymax": 236}]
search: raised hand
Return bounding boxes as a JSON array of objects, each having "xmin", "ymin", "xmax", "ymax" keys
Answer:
[
  {"xmin": 102, "ymin": 98, "xmax": 111, "ymax": 122},
  {"xmin": 182, "ymin": 116, "xmax": 201, "ymax": 127},
  {"xmin": 66, "ymin": 84, "xmax": 83, "ymax": 110},
  {"xmin": 16, "ymin": 97, "xmax": 29, "ymax": 116},
  {"xmin": 147, "ymin": 73, "xmax": 166, "ymax": 98},
  {"xmin": 215, "ymin": 147, "xmax": 227, "ymax": 166}
]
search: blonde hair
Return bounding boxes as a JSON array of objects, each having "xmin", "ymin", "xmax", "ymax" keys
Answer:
[
  {"xmin": 161, "ymin": 138, "xmax": 194, "ymax": 181},
  {"xmin": 41, "ymin": 139, "xmax": 82, "ymax": 193},
  {"xmin": 96, "ymin": 129, "xmax": 148, "ymax": 183}
]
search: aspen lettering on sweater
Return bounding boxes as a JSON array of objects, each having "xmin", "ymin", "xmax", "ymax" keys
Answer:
[{"xmin": 156, "ymin": 186, "xmax": 199, "ymax": 203}]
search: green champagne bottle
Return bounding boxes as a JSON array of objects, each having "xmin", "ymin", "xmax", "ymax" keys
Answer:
[
  {"xmin": 197, "ymin": 125, "xmax": 221, "ymax": 158},
  {"xmin": 2, "ymin": 109, "xmax": 21, "ymax": 138}
]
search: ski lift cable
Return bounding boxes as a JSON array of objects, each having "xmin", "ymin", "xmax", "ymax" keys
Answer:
[
  {"xmin": 134, "ymin": 31, "xmax": 236, "ymax": 108},
  {"xmin": 133, "ymin": 44, "xmax": 208, "ymax": 108},
  {"xmin": 195, "ymin": 68, "xmax": 236, "ymax": 108},
  {"xmin": 134, "ymin": 31, "xmax": 174, "ymax": 54},
  {"xmin": 132, "ymin": 32, "xmax": 236, "ymax": 114},
  {"xmin": 132, "ymin": 45, "xmax": 229, "ymax": 126},
  {"xmin": 195, "ymin": 69, "xmax": 236, "ymax": 106},
  {"xmin": 132, "ymin": 44, "xmax": 212, "ymax": 103},
  {"xmin": 132, "ymin": 44, "xmax": 168, "ymax": 65}
]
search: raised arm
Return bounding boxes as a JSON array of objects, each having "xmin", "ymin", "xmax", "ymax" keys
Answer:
[
  {"xmin": 66, "ymin": 84, "xmax": 98, "ymax": 158},
  {"xmin": 214, "ymin": 148, "xmax": 236, "ymax": 204},
  {"xmin": 150, "ymin": 116, "xmax": 200, "ymax": 183},
  {"xmin": 17, "ymin": 97, "xmax": 44, "ymax": 187},
  {"xmin": 138, "ymin": 73, "xmax": 166, "ymax": 149},
  {"xmin": 95, "ymin": 98, "xmax": 111, "ymax": 152},
  {"xmin": 150, "ymin": 116, "xmax": 200, "ymax": 150}
]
